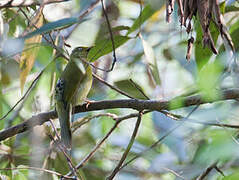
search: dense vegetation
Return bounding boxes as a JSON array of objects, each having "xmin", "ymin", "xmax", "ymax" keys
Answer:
[{"xmin": 1, "ymin": 0, "xmax": 239, "ymax": 179}]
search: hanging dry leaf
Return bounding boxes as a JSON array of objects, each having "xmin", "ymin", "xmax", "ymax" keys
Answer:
[
  {"xmin": 197, "ymin": 0, "xmax": 218, "ymax": 54},
  {"xmin": 166, "ymin": 0, "xmax": 175, "ymax": 23},
  {"xmin": 176, "ymin": 0, "xmax": 184, "ymax": 25},
  {"xmin": 19, "ymin": 7, "xmax": 43, "ymax": 93},
  {"xmin": 165, "ymin": 0, "xmax": 235, "ymax": 59},
  {"xmin": 212, "ymin": 0, "xmax": 235, "ymax": 52},
  {"xmin": 186, "ymin": 36, "xmax": 194, "ymax": 61},
  {"xmin": 140, "ymin": 34, "xmax": 161, "ymax": 88}
]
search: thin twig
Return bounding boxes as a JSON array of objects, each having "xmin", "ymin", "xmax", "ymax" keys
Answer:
[
  {"xmin": 214, "ymin": 166, "xmax": 225, "ymax": 177},
  {"xmin": 72, "ymin": 113, "xmax": 118, "ymax": 133},
  {"xmin": 119, "ymin": 105, "xmax": 199, "ymax": 170},
  {"xmin": 47, "ymin": 133, "xmax": 79, "ymax": 179},
  {"xmin": 41, "ymin": 140, "xmax": 55, "ymax": 175},
  {"xmin": 0, "ymin": 167, "xmax": 74, "ymax": 179},
  {"xmin": 0, "ymin": 56, "xmax": 58, "ymax": 121},
  {"xmin": 129, "ymin": 78, "xmax": 150, "ymax": 100},
  {"xmin": 5, "ymin": 100, "xmax": 24, "ymax": 128},
  {"xmin": 161, "ymin": 167, "xmax": 186, "ymax": 180},
  {"xmin": 100, "ymin": 0, "xmax": 117, "ymax": 72},
  {"xmin": 1, "ymin": 88, "xmax": 239, "ymax": 141},
  {"xmin": 93, "ymin": 73, "xmax": 135, "ymax": 99},
  {"xmin": 0, "ymin": 0, "xmax": 69, "ymax": 8},
  {"xmin": 19, "ymin": 7, "xmax": 69, "ymax": 61},
  {"xmin": 66, "ymin": 117, "xmax": 123, "ymax": 176},
  {"xmin": 48, "ymin": 120, "xmax": 79, "ymax": 178},
  {"xmin": 64, "ymin": 0, "xmax": 101, "ymax": 39},
  {"xmin": 196, "ymin": 162, "xmax": 218, "ymax": 180},
  {"xmin": 65, "ymin": 111, "xmax": 148, "ymax": 177},
  {"xmin": 107, "ymin": 111, "xmax": 143, "ymax": 179},
  {"xmin": 159, "ymin": 110, "xmax": 239, "ymax": 129},
  {"xmin": 116, "ymin": 110, "xmax": 151, "ymax": 122},
  {"xmin": 0, "ymin": 71, "xmax": 43, "ymax": 121}
]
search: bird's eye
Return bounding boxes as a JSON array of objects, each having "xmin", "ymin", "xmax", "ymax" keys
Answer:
[{"xmin": 77, "ymin": 47, "xmax": 83, "ymax": 51}]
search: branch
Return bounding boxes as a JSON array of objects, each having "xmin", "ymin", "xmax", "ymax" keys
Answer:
[
  {"xmin": 66, "ymin": 116, "xmax": 121, "ymax": 177},
  {"xmin": 119, "ymin": 105, "xmax": 200, "ymax": 170},
  {"xmin": 66, "ymin": 111, "xmax": 151, "ymax": 176},
  {"xmin": 93, "ymin": 73, "xmax": 135, "ymax": 99},
  {"xmin": 0, "ymin": 0, "xmax": 69, "ymax": 8},
  {"xmin": 196, "ymin": 162, "xmax": 218, "ymax": 180},
  {"xmin": 0, "ymin": 166, "xmax": 74, "ymax": 179},
  {"xmin": 0, "ymin": 88, "xmax": 239, "ymax": 141},
  {"xmin": 107, "ymin": 111, "xmax": 142, "ymax": 179}
]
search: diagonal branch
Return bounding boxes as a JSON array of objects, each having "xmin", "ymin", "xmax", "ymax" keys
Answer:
[
  {"xmin": 107, "ymin": 111, "xmax": 142, "ymax": 179},
  {"xmin": 0, "ymin": 0, "xmax": 69, "ymax": 8},
  {"xmin": 0, "ymin": 88, "xmax": 239, "ymax": 141}
]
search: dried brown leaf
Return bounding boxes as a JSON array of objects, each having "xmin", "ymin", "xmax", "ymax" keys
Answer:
[
  {"xmin": 186, "ymin": 36, "xmax": 194, "ymax": 61},
  {"xmin": 176, "ymin": 0, "xmax": 184, "ymax": 25},
  {"xmin": 166, "ymin": 0, "xmax": 175, "ymax": 23},
  {"xmin": 213, "ymin": 0, "xmax": 235, "ymax": 52},
  {"xmin": 20, "ymin": 8, "xmax": 43, "ymax": 93},
  {"xmin": 197, "ymin": 0, "xmax": 218, "ymax": 54}
]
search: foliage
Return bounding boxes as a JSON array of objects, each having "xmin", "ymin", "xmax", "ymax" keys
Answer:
[{"xmin": 0, "ymin": 0, "xmax": 239, "ymax": 179}]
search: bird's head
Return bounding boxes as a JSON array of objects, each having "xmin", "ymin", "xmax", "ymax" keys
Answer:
[{"xmin": 70, "ymin": 46, "xmax": 92, "ymax": 60}]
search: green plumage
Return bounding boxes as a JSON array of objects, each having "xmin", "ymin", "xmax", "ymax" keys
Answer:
[{"xmin": 55, "ymin": 47, "xmax": 92, "ymax": 150}]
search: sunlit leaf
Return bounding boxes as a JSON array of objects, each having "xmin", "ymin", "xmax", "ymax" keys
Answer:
[
  {"xmin": 87, "ymin": 35, "xmax": 130, "ymax": 62},
  {"xmin": 193, "ymin": 130, "xmax": 239, "ymax": 165},
  {"xmin": 3, "ymin": 9, "xmax": 26, "ymax": 36},
  {"xmin": 114, "ymin": 79, "xmax": 148, "ymax": 100},
  {"xmin": 222, "ymin": 172, "xmax": 239, "ymax": 180},
  {"xmin": 22, "ymin": 17, "xmax": 86, "ymax": 39},
  {"xmin": 140, "ymin": 35, "xmax": 161, "ymax": 86},
  {"xmin": 197, "ymin": 61, "xmax": 223, "ymax": 100},
  {"xmin": 95, "ymin": 25, "xmax": 130, "ymax": 43},
  {"xmin": 127, "ymin": 4, "xmax": 156, "ymax": 35},
  {"xmin": 169, "ymin": 97, "xmax": 184, "ymax": 110}
]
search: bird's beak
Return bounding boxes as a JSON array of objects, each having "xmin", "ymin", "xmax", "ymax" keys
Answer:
[{"xmin": 87, "ymin": 47, "xmax": 93, "ymax": 52}]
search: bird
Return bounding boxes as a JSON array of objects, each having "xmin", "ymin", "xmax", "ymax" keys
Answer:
[{"xmin": 54, "ymin": 47, "xmax": 92, "ymax": 150}]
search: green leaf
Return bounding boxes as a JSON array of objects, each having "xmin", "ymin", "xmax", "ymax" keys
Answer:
[
  {"xmin": 128, "ymin": 52, "xmax": 144, "ymax": 66},
  {"xmin": 225, "ymin": 5, "xmax": 239, "ymax": 13},
  {"xmin": 169, "ymin": 97, "xmax": 184, "ymax": 110},
  {"xmin": 13, "ymin": 171, "xmax": 28, "ymax": 180},
  {"xmin": 17, "ymin": 165, "xmax": 28, "ymax": 178},
  {"xmin": 22, "ymin": 17, "xmax": 86, "ymax": 39},
  {"xmin": 197, "ymin": 61, "xmax": 222, "ymax": 100},
  {"xmin": 127, "ymin": 4, "xmax": 156, "ymax": 35},
  {"xmin": 36, "ymin": 46, "xmax": 54, "ymax": 65},
  {"xmin": 114, "ymin": 79, "xmax": 148, "ymax": 100},
  {"xmin": 220, "ymin": 1, "xmax": 226, "ymax": 14},
  {"xmin": 222, "ymin": 172, "xmax": 239, "ymax": 180},
  {"xmin": 111, "ymin": 25, "xmax": 130, "ymax": 32},
  {"xmin": 4, "ymin": 9, "xmax": 26, "ymax": 36},
  {"xmin": 95, "ymin": 25, "xmax": 130, "ymax": 43},
  {"xmin": 87, "ymin": 35, "xmax": 130, "ymax": 62},
  {"xmin": 193, "ymin": 130, "xmax": 238, "ymax": 165},
  {"xmin": 195, "ymin": 19, "xmax": 220, "ymax": 70}
]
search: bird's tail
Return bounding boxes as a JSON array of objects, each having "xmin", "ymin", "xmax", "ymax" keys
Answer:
[{"xmin": 56, "ymin": 102, "xmax": 72, "ymax": 150}]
